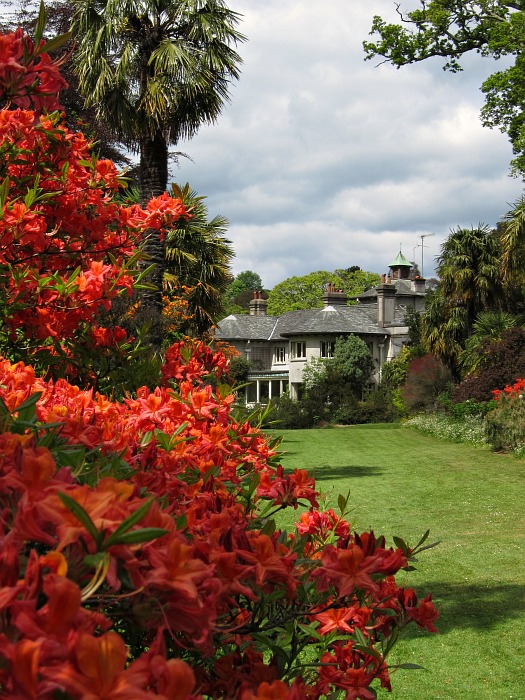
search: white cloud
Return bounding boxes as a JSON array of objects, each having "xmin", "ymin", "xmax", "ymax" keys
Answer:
[{"xmin": 173, "ymin": 0, "xmax": 524, "ymax": 287}]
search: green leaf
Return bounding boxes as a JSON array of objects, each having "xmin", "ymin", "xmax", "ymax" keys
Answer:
[
  {"xmin": 175, "ymin": 513, "xmax": 187, "ymax": 530},
  {"xmin": 413, "ymin": 540, "xmax": 441, "ymax": 554},
  {"xmin": 41, "ymin": 31, "xmax": 72, "ymax": 55},
  {"xmin": 353, "ymin": 626, "xmax": 368, "ymax": 647},
  {"xmin": 393, "ymin": 536, "xmax": 409, "ymax": 555},
  {"xmin": 83, "ymin": 551, "xmax": 109, "ymax": 569},
  {"xmin": 246, "ymin": 472, "xmax": 261, "ymax": 496},
  {"xmin": 337, "ymin": 489, "xmax": 351, "ymax": 515},
  {"xmin": 34, "ymin": 0, "xmax": 47, "ymax": 45},
  {"xmin": 15, "ymin": 392, "xmax": 42, "ymax": 422},
  {"xmin": 104, "ymin": 528, "xmax": 168, "ymax": 547},
  {"xmin": 103, "ymin": 499, "xmax": 153, "ymax": 547},
  {"xmin": 140, "ymin": 431, "xmax": 153, "ymax": 446},
  {"xmin": 0, "ymin": 177, "xmax": 10, "ymax": 209},
  {"xmin": 58, "ymin": 492, "xmax": 101, "ymax": 544},
  {"xmin": 415, "ymin": 529, "xmax": 430, "ymax": 549},
  {"xmin": 391, "ymin": 663, "xmax": 426, "ymax": 670},
  {"xmin": 354, "ymin": 644, "xmax": 384, "ymax": 664},
  {"xmin": 260, "ymin": 518, "xmax": 276, "ymax": 537}
]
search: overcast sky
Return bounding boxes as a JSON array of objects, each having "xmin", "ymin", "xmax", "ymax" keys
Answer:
[{"xmin": 173, "ymin": 0, "xmax": 524, "ymax": 289}]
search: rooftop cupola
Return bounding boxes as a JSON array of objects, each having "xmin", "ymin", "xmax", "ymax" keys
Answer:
[{"xmin": 388, "ymin": 250, "xmax": 412, "ymax": 280}]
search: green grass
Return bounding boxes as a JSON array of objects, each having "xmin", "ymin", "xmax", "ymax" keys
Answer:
[{"xmin": 270, "ymin": 424, "xmax": 525, "ymax": 700}]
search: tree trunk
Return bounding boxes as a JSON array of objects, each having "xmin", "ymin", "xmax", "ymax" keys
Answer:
[
  {"xmin": 139, "ymin": 130, "xmax": 169, "ymax": 204},
  {"xmin": 139, "ymin": 130, "xmax": 169, "ymax": 350}
]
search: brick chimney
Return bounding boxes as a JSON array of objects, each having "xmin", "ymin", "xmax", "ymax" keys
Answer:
[
  {"xmin": 412, "ymin": 276, "xmax": 426, "ymax": 293},
  {"xmin": 249, "ymin": 291, "xmax": 268, "ymax": 316},
  {"xmin": 323, "ymin": 282, "xmax": 348, "ymax": 306}
]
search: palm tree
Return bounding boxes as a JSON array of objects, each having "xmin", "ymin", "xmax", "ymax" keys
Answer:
[
  {"xmin": 164, "ymin": 183, "xmax": 234, "ymax": 335},
  {"xmin": 436, "ymin": 225, "xmax": 503, "ymax": 336},
  {"xmin": 459, "ymin": 310, "xmax": 524, "ymax": 376},
  {"xmin": 420, "ymin": 225, "xmax": 503, "ymax": 375},
  {"xmin": 498, "ymin": 196, "xmax": 525, "ymax": 290},
  {"xmin": 72, "ymin": 0, "xmax": 245, "ymax": 203},
  {"xmin": 71, "ymin": 0, "xmax": 244, "ymax": 345},
  {"xmin": 420, "ymin": 289, "xmax": 467, "ymax": 374}
]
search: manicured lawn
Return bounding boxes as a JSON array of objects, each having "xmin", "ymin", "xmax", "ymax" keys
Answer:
[{"xmin": 270, "ymin": 424, "xmax": 525, "ymax": 700}]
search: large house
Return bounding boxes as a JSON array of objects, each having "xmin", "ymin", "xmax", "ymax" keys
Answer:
[{"xmin": 214, "ymin": 252, "xmax": 427, "ymax": 404}]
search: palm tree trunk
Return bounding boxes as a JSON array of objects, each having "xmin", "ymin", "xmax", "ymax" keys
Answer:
[
  {"xmin": 139, "ymin": 130, "xmax": 169, "ymax": 350},
  {"xmin": 139, "ymin": 130, "xmax": 169, "ymax": 204}
]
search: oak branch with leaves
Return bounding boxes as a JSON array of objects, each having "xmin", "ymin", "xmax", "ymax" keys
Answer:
[{"xmin": 363, "ymin": 0, "xmax": 525, "ymax": 176}]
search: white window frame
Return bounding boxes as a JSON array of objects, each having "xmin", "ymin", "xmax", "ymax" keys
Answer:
[
  {"xmin": 291, "ymin": 341, "xmax": 307, "ymax": 359},
  {"xmin": 274, "ymin": 346, "xmax": 286, "ymax": 364},
  {"xmin": 320, "ymin": 340, "xmax": 336, "ymax": 358}
]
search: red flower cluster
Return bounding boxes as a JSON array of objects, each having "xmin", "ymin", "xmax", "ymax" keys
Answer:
[
  {"xmin": 492, "ymin": 378, "xmax": 525, "ymax": 401},
  {"xmin": 0, "ymin": 27, "xmax": 67, "ymax": 113},
  {"xmin": 0, "ymin": 109, "xmax": 190, "ymax": 344}
]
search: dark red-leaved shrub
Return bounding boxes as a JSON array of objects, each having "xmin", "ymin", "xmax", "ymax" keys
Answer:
[
  {"xmin": 452, "ymin": 327, "xmax": 525, "ymax": 403},
  {"xmin": 401, "ymin": 354, "xmax": 452, "ymax": 413}
]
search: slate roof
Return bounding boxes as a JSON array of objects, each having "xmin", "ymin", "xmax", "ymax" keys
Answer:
[
  {"xmin": 214, "ymin": 314, "xmax": 279, "ymax": 341},
  {"xmin": 215, "ymin": 303, "xmax": 408, "ymax": 342},
  {"xmin": 272, "ymin": 305, "xmax": 385, "ymax": 337},
  {"xmin": 356, "ymin": 279, "xmax": 425, "ymax": 301}
]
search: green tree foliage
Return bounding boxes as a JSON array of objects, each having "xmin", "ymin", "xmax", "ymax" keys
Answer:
[
  {"xmin": 382, "ymin": 346, "xmax": 413, "ymax": 389},
  {"xmin": 222, "ymin": 271, "xmax": 264, "ymax": 316},
  {"xmin": 226, "ymin": 354, "xmax": 251, "ymax": 385},
  {"xmin": 268, "ymin": 271, "xmax": 343, "ymax": 315},
  {"xmin": 335, "ymin": 267, "xmax": 381, "ymax": 299},
  {"xmin": 363, "ymin": 0, "xmax": 525, "ymax": 176},
  {"xmin": 332, "ymin": 335, "xmax": 376, "ymax": 390},
  {"xmin": 229, "ymin": 270, "xmax": 263, "ymax": 297},
  {"xmin": 164, "ymin": 183, "xmax": 234, "ymax": 336},
  {"xmin": 267, "ymin": 268, "xmax": 379, "ymax": 315},
  {"xmin": 302, "ymin": 335, "xmax": 375, "ymax": 413}
]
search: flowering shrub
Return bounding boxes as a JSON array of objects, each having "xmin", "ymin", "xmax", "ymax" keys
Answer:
[
  {"xmin": 0, "ymin": 20, "xmax": 439, "ymax": 699},
  {"xmin": 485, "ymin": 378, "xmax": 525, "ymax": 454},
  {"xmin": 0, "ymin": 17, "xmax": 191, "ymax": 390},
  {"xmin": 0, "ymin": 350, "xmax": 439, "ymax": 698},
  {"xmin": 0, "ymin": 106, "xmax": 190, "ymax": 387},
  {"xmin": 403, "ymin": 413, "xmax": 487, "ymax": 448},
  {"xmin": 0, "ymin": 20, "xmax": 67, "ymax": 113},
  {"xmin": 451, "ymin": 328, "xmax": 525, "ymax": 403}
]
